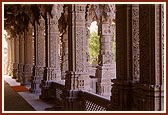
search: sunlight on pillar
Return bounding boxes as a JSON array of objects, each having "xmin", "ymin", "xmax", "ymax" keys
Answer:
[{"xmin": 3, "ymin": 30, "xmax": 9, "ymax": 75}]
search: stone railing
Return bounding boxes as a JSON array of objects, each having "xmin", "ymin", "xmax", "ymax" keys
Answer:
[
  {"xmin": 79, "ymin": 90, "xmax": 111, "ymax": 111},
  {"xmin": 45, "ymin": 81, "xmax": 65, "ymax": 111},
  {"xmin": 45, "ymin": 81, "xmax": 111, "ymax": 111}
]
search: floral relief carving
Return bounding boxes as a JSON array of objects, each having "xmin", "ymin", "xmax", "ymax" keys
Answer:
[
  {"xmin": 161, "ymin": 4, "xmax": 164, "ymax": 84},
  {"xmin": 132, "ymin": 5, "xmax": 140, "ymax": 81}
]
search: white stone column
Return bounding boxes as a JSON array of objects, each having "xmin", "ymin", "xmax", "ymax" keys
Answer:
[
  {"xmin": 9, "ymin": 37, "xmax": 14, "ymax": 77},
  {"xmin": 30, "ymin": 15, "xmax": 45, "ymax": 94},
  {"xmin": 17, "ymin": 32, "xmax": 24, "ymax": 82},
  {"xmin": 63, "ymin": 4, "xmax": 91, "ymax": 111},
  {"xmin": 135, "ymin": 4, "xmax": 164, "ymax": 111},
  {"xmin": 45, "ymin": 5, "xmax": 63, "ymax": 82},
  {"xmin": 22, "ymin": 22, "xmax": 33, "ymax": 85},
  {"xmin": 68, "ymin": 4, "xmax": 90, "ymax": 91},
  {"xmin": 6, "ymin": 37, "xmax": 11, "ymax": 75},
  {"xmin": 40, "ymin": 5, "xmax": 63, "ymax": 99},
  {"xmin": 12, "ymin": 35, "xmax": 19, "ymax": 79},
  {"xmin": 61, "ymin": 27, "xmax": 68, "ymax": 79},
  {"xmin": 95, "ymin": 4, "xmax": 116, "ymax": 97}
]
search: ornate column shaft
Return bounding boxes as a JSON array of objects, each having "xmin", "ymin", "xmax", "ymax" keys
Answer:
[
  {"xmin": 61, "ymin": 28, "xmax": 69, "ymax": 79},
  {"xmin": 59, "ymin": 6, "xmax": 69, "ymax": 79},
  {"xmin": 133, "ymin": 4, "xmax": 164, "ymax": 111},
  {"xmin": 110, "ymin": 4, "xmax": 134, "ymax": 110},
  {"xmin": 17, "ymin": 32, "xmax": 25, "ymax": 82},
  {"xmin": 95, "ymin": 4, "xmax": 116, "ymax": 97},
  {"xmin": 6, "ymin": 37, "xmax": 12, "ymax": 75},
  {"xmin": 40, "ymin": 5, "xmax": 63, "ymax": 99},
  {"xmin": 45, "ymin": 5, "xmax": 62, "ymax": 82},
  {"xmin": 30, "ymin": 15, "xmax": 46, "ymax": 94},
  {"xmin": 22, "ymin": 22, "xmax": 33, "ymax": 85},
  {"xmin": 63, "ymin": 4, "xmax": 90, "ymax": 111},
  {"xmin": 12, "ymin": 35, "xmax": 19, "ymax": 79},
  {"xmin": 10, "ymin": 37, "xmax": 14, "ymax": 76}
]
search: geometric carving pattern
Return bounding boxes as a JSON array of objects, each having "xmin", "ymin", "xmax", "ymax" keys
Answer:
[
  {"xmin": 132, "ymin": 5, "xmax": 140, "ymax": 81},
  {"xmin": 161, "ymin": 4, "xmax": 164, "ymax": 84},
  {"xmin": 31, "ymin": 15, "xmax": 45, "ymax": 94},
  {"xmin": 85, "ymin": 100, "xmax": 106, "ymax": 111},
  {"xmin": 94, "ymin": 4, "xmax": 116, "ymax": 97},
  {"xmin": 72, "ymin": 4, "xmax": 87, "ymax": 73},
  {"xmin": 46, "ymin": 5, "xmax": 63, "ymax": 81},
  {"xmin": 36, "ymin": 15, "xmax": 45, "ymax": 67}
]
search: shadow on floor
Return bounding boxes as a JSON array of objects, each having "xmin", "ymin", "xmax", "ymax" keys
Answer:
[{"xmin": 4, "ymin": 81, "xmax": 35, "ymax": 111}]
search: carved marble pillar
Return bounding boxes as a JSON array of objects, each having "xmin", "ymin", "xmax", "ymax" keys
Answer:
[
  {"xmin": 12, "ymin": 35, "xmax": 19, "ymax": 79},
  {"xmin": 17, "ymin": 32, "xmax": 24, "ymax": 82},
  {"xmin": 3, "ymin": 38, "xmax": 8, "ymax": 75},
  {"xmin": 110, "ymin": 5, "xmax": 134, "ymax": 110},
  {"xmin": 61, "ymin": 28, "xmax": 69, "ymax": 79},
  {"xmin": 85, "ymin": 4, "xmax": 97, "ymax": 77},
  {"xmin": 30, "ymin": 15, "xmax": 45, "ymax": 94},
  {"xmin": 40, "ymin": 5, "xmax": 63, "ymax": 99},
  {"xmin": 69, "ymin": 4, "xmax": 91, "ymax": 90},
  {"xmin": 9, "ymin": 38, "xmax": 14, "ymax": 77},
  {"xmin": 63, "ymin": 4, "xmax": 90, "ymax": 111},
  {"xmin": 22, "ymin": 22, "xmax": 33, "ymax": 85},
  {"xmin": 95, "ymin": 4, "xmax": 116, "ymax": 97},
  {"xmin": 6, "ymin": 37, "xmax": 11, "ymax": 75},
  {"xmin": 84, "ymin": 6, "xmax": 97, "ymax": 93},
  {"xmin": 7, "ymin": 37, "xmax": 14, "ymax": 76},
  {"xmin": 133, "ymin": 4, "xmax": 164, "ymax": 111},
  {"xmin": 45, "ymin": 5, "xmax": 62, "ymax": 82}
]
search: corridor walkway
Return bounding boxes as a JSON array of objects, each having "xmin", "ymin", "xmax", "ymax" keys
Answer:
[
  {"xmin": 3, "ymin": 75, "xmax": 55, "ymax": 112},
  {"xmin": 4, "ymin": 81, "xmax": 35, "ymax": 111}
]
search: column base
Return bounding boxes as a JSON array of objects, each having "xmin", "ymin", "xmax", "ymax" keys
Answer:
[
  {"xmin": 12, "ymin": 63, "xmax": 19, "ymax": 79},
  {"xmin": 96, "ymin": 64, "xmax": 116, "ymax": 97},
  {"xmin": 133, "ymin": 83, "xmax": 164, "ymax": 111},
  {"xmin": 21, "ymin": 64, "xmax": 33, "ymax": 85},
  {"xmin": 110, "ymin": 79, "xmax": 133, "ymax": 111},
  {"xmin": 12, "ymin": 69, "xmax": 18, "ymax": 79},
  {"xmin": 62, "ymin": 90, "xmax": 82, "ymax": 111},
  {"xmin": 30, "ymin": 81, "xmax": 41, "ymax": 95},
  {"xmin": 39, "ymin": 80, "xmax": 54, "ymax": 100},
  {"xmin": 17, "ymin": 63, "xmax": 24, "ymax": 82},
  {"xmin": 30, "ymin": 66, "xmax": 44, "ymax": 95}
]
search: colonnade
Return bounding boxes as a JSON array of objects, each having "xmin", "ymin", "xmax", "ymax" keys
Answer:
[{"xmin": 4, "ymin": 4, "xmax": 164, "ymax": 111}]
